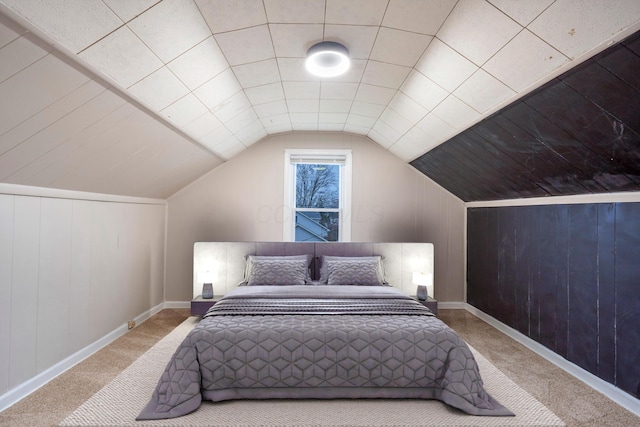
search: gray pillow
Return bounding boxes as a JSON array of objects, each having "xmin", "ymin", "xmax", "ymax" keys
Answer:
[
  {"xmin": 246, "ymin": 259, "xmax": 308, "ymax": 286},
  {"xmin": 245, "ymin": 254, "xmax": 312, "ymax": 282},
  {"xmin": 319, "ymin": 255, "xmax": 385, "ymax": 284},
  {"xmin": 326, "ymin": 259, "xmax": 385, "ymax": 286}
]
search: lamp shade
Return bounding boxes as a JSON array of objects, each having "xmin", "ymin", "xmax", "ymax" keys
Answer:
[
  {"xmin": 305, "ymin": 41, "xmax": 350, "ymax": 77},
  {"xmin": 412, "ymin": 272, "xmax": 434, "ymax": 298}
]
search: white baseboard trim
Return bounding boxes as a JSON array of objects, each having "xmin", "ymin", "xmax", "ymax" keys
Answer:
[
  {"xmin": 164, "ymin": 301, "xmax": 190, "ymax": 309},
  {"xmin": 0, "ymin": 302, "xmax": 165, "ymax": 413},
  {"xmin": 464, "ymin": 303, "xmax": 640, "ymax": 418},
  {"xmin": 438, "ymin": 301, "xmax": 466, "ymax": 310}
]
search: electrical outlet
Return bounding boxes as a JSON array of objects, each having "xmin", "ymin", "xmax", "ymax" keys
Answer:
[{"xmin": 127, "ymin": 320, "xmax": 136, "ymax": 329}]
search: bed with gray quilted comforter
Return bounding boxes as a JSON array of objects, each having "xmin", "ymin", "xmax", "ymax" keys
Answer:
[{"xmin": 137, "ymin": 285, "xmax": 513, "ymax": 420}]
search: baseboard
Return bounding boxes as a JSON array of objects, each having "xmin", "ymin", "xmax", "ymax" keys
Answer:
[
  {"xmin": 0, "ymin": 301, "xmax": 165, "ymax": 413},
  {"xmin": 464, "ymin": 303, "xmax": 640, "ymax": 418},
  {"xmin": 164, "ymin": 300, "xmax": 190, "ymax": 309},
  {"xmin": 437, "ymin": 301, "xmax": 466, "ymax": 310}
]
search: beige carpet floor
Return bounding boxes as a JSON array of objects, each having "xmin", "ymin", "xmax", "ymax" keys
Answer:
[
  {"xmin": 0, "ymin": 308, "xmax": 638, "ymax": 426},
  {"xmin": 59, "ymin": 316, "xmax": 563, "ymax": 426}
]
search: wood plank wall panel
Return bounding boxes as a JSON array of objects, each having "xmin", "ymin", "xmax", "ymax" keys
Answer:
[
  {"xmin": 467, "ymin": 202, "xmax": 640, "ymax": 398},
  {"xmin": 0, "ymin": 192, "xmax": 166, "ymax": 396},
  {"xmin": 411, "ymin": 31, "xmax": 640, "ymax": 202}
]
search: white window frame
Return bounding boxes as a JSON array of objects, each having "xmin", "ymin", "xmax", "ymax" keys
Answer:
[{"xmin": 283, "ymin": 149, "xmax": 352, "ymax": 242}]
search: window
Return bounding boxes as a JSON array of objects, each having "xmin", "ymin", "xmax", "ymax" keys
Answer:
[{"xmin": 284, "ymin": 149, "xmax": 352, "ymax": 242}]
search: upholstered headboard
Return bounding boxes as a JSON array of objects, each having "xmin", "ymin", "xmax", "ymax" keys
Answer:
[{"xmin": 193, "ymin": 242, "xmax": 434, "ymax": 298}]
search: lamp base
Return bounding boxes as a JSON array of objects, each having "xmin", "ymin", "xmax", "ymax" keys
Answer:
[{"xmin": 202, "ymin": 283, "xmax": 213, "ymax": 299}]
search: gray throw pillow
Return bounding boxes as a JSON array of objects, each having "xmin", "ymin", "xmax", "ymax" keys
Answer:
[
  {"xmin": 326, "ymin": 259, "xmax": 385, "ymax": 286},
  {"xmin": 246, "ymin": 259, "xmax": 308, "ymax": 286}
]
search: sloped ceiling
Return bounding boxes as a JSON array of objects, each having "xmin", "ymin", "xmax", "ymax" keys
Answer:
[
  {"xmin": 411, "ymin": 30, "xmax": 640, "ymax": 201},
  {"xmin": 1, "ymin": 1, "xmax": 639, "ymax": 199}
]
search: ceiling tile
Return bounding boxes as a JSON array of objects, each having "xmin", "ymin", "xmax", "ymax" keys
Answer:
[
  {"xmin": 415, "ymin": 38, "xmax": 477, "ymax": 92},
  {"xmin": 324, "ymin": 24, "xmax": 377, "ymax": 59},
  {"xmin": 325, "ymin": 0, "xmax": 387, "ymax": 25},
  {"xmin": 430, "ymin": 95, "xmax": 480, "ymax": 129},
  {"xmin": 416, "ymin": 113, "xmax": 455, "ymax": 142},
  {"xmin": 437, "ymin": 0, "xmax": 522, "ymax": 65},
  {"xmin": 318, "ymin": 112, "xmax": 348, "ymax": 123},
  {"xmin": 380, "ymin": 108, "xmax": 412, "ymax": 136},
  {"xmin": 238, "ymin": 125, "xmax": 267, "ymax": 147},
  {"xmin": 318, "ymin": 123, "xmax": 345, "ymax": 131},
  {"xmin": 388, "ymin": 126, "xmax": 431, "ymax": 161},
  {"xmin": 0, "ymin": 35, "xmax": 49, "ymax": 83},
  {"xmin": 160, "ymin": 93, "xmax": 208, "ymax": 127},
  {"xmin": 388, "ymin": 92, "xmax": 428, "ymax": 123},
  {"xmin": 371, "ymin": 119, "xmax": 402, "ymax": 145},
  {"xmin": 278, "ymin": 57, "xmax": 319, "ymax": 81},
  {"xmin": 261, "ymin": 112, "xmax": 291, "ymax": 127},
  {"xmin": 1, "ymin": 0, "xmax": 122, "ymax": 53},
  {"xmin": 354, "ymin": 84, "xmax": 396, "ymax": 105},
  {"xmin": 283, "ymin": 81, "xmax": 320, "ymax": 99},
  {"xmin": 368, "ymin": 127, "xmax": 395, "ymax": 148},
  {"xmin": 383, "ymin": 0, "xmax": 457, "ymax": 35},
  {"xmin": 361, "ymin": 61, "xmax": 412, "ymax": 89},
  {"xmin": 214, "ymin": 25, "xmax": 274, "ymax": 66},
  {"xmin": 287, "ymin": 99, "xmax": 319, "ymax": 113},
  {"xmin": 487, "ymin": 0, "xmax": 554, "ymax": 26},
  {"xmin": 343, "ymin": 123, "xmax": 370, "ymax": 135},
  {"xmin": 346, "ymin": 114, "xmax": 376, "ymax": 128},
  {"xmin": 225, "ymin": 108, "xmax": 258, "ymax": 134},
  {"xmin": 183, "ymin": 112, "xmax": 225, "ymax": 139},
  {"xmin": 290, "ymin": 112, "xmax": 318, "ymax": 123},
  {"xmin": 369, "ymin": 27, "xmax": 432, "ymax": 67},
  {"xmin": 233, "ymin": 59, "xmax": 280, "ymax": 88},
  {"xmin": 103, "ymin": 0, "xmax": 159, "ymax": 22},
  {"xmin": 270, "ymin": 24, "xmax": 323, "ymax": 57},
  {"xmin": 129, "ymin": 66, "xmax": 189, "ymax": 110},
  {"xmin": 78, "ymin": 26, "xmax": 162, "ymax": 88},
  {"xmin": 320, "ymin": 82, "xmax": 358, "ymax": 100},
  {"xmin": 254, "ymin": 100, "xmax": 289, "ymax": 118},
  {"xmin": 211, "ymin": 136, "xmax": 245, "ymax": 159},
  {"xmin": 265, "ymin": 122, "xmax": 293, "ymax": 133},
  {"xmin": 194, "ymin": 68, "xmax": 241, "ymax": 109},
  {"xmin": 244, "ymin": 82, "xmax": 285, "ymax": 105},
  {"xmin": 528, "ymin": 0, "xmax": 640, "ymax": 59},
  {"xmin": 350, "ymin": 101, "xmax": 385, "ymax": 118},
  {"xmin": 328, "ymin": 59, "xmax": 367, "ymax": 83},
  {"xmin": 167, "ymin": 36, "xmax": 228, "ymax": 90},
  {"xmin": 211, "ymin": 91, "xmax": 252, "ymax": 122},
  {"xmin": 453, "ymin": 68, "xmax": 515, "ymax": 113},
  {"xmin": 264, "ymin": 0, "xmax": 325, "ymax": 23},
  {"xmin": 400, "ymin": 70, "xmax": 448, "ymax": 111},
  {"xmin": 319, "ymin": 100, "xmax": 352, "ymax": 113},
  {"xmin": 484, "ymin": 29, "xmax": 570, "ymax": 92},
  {"xmin": 196, "ymin": 0, "xmax": 266, "ymax": 33}
]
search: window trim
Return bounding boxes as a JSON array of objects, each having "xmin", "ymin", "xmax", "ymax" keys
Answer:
[{"xmin": 283, "ymin": 149, "xmax": 352, "ymax": 242}]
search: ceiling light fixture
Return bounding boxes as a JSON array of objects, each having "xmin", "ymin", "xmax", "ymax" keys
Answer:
[{"xmin": 305, "ymin": 41, "xmax": 350, "ymax": 78}]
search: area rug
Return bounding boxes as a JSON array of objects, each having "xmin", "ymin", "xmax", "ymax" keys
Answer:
[{"xmin": 61, "ymin": 317, "xmax": 564, "ymax": 426}]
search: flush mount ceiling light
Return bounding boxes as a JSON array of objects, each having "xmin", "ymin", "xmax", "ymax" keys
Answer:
[{"xmin": 305, "ymin": 41, "xmax": 350, "ymax": 77}]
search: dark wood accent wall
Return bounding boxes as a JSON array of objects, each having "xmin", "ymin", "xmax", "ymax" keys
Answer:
[
  {"xmin": 411, "ymin": 30, "xmax": 640, "ymax": 202},
  {"xmin": 467, "ymin": 202, "xmax": 640, "ymax": 399}
]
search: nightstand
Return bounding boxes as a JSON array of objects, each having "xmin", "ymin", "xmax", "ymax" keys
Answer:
[
  {"xmin": 414, "ymin": 296, "xmax": 438, "ymax": 316},
  {"xmin": 191, "ymin": 295, "xmax": 223, "ymax": 316}
]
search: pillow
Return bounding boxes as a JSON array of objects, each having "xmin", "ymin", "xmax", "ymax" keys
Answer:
[
  {"xmin": 318, "ymin": 255, "xmax": 385, "ymax": 284},
  {"xmin": 245, "ymin": 254, "xmax": 312, "ymax": 282},
  {"xmin": 246, "ymin": 259, "xmax": 308, "ymax": 286},
  {"xmin": 324, "ymin": 257, "xmax": 386, "ymax": 286}
]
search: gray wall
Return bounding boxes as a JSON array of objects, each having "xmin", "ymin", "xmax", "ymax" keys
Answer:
[{"xmin": 165, "ymin": 132, "xmax": 465, "ymax": 302}]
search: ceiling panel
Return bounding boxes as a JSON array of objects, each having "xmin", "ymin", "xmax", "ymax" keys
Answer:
[
  {"xmin": 411, "ymin": 30, "xmax": 640, "ymax": 201},
  {"xmin": 0, "ymin": 0, "xmax": 639, "ymax": 199}
]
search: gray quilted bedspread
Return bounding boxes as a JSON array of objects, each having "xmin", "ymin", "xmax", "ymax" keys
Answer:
[{"xmin": 137, "ymin": 286, "xmax": 513, "ymax": 420}]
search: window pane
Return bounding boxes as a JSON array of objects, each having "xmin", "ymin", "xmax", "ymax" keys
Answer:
[
  {"xmin": 295, "ymin": 164, "xmax": 339, "ymax": 209},
  {"xmin": 295, "ymin": 211, "xmax": 339, "ymax": 242}
]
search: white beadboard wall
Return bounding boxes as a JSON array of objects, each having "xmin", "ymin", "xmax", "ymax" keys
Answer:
[{"xmin": 0, "ymin": 188, "xmax": 166, "ymax": 398}]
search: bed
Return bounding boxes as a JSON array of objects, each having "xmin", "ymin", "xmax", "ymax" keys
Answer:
[{"xmin": 137, "ymin": 242, "xmax": 513, "ymax": 420}]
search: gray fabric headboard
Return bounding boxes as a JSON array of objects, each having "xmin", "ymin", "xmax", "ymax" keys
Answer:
[{"xmin": 193, "ymin": 242, "xmax": 434, "ymax": 298}]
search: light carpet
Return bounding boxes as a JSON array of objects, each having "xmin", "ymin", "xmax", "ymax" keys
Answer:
[{"xmin": 61, "ymin": 317, "xmax": 564, "ymax": 427}]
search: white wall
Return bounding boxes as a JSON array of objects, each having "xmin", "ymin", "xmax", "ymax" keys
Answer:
[
  {"xmin": 165, "ymin": 132, "xmax": 465, "ymax": 302},
  {"xmin": 0, "ymin": 186, "xmax": 165, "ymax": 398}
]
